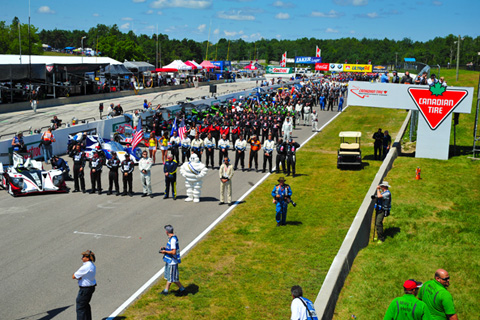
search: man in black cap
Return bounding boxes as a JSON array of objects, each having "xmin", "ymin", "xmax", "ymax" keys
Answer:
[{"xmin": 271, "ymin": 177, "xmax": 293, "ymax": 226}]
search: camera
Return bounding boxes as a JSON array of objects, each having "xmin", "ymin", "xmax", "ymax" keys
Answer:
[{"xmin": 159, "ymin": 247, "xmax": 166, "ymax": 253}]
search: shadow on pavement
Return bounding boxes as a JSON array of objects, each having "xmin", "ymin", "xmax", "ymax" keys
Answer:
[{"xmin": 16, "ymin": 305, "xmax": 72, "ymax": 320}]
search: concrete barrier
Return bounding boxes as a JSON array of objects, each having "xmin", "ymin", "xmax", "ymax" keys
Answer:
[{"xmin": 314, "ymin": 110, "xmax": 412, "ymax": 320}]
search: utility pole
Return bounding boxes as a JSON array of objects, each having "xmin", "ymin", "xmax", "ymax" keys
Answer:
[
  {"xmin": 456, "ymin": 35, "xmax": 461, "ymax": 81},
  {"xmin": 155, "ymin": 25, "xmax": 158, "ymax": 69},
  {"xmin": 18, "ymin": 21, "xmax": 22, "ymax": 64},
  {"xmin": 395, "ymin": 52, "xmax": 398, "ymax": 69}
]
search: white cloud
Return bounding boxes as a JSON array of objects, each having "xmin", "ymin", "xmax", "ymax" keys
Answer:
[
  {"xmin": 366, "ymin": 12, "xmax": 378, "ymax": 18},
  {"xmin": 350, "ymin": 30, "xmax": 356, "ymax": 34},
  {"xmin": 197, "ymin": 24, "xmax": 206, "ymax": 33},
  {"xmin": 37, "ymin": 6, "xmax": 55, "ymax": 14},
  {"xmin": 224, "ymin": 30, "xmax": 244, "ymax": 37},
  {"xmin": 311, "ymin": 10, "xmax": 343, "ymax": 18},
  {"xmin": 275, "ymin": 12, "xmax": 290, "ymax": 19},
  {"xmin": 157, "ymin": 11, "xmax": 163, "ymax": 15},
  {"xmin": 432, "ymin": 0, "xmax": 442, "ymax": 5},
  {"xmin": 276, "ymin": 34, "xmax": 282, "ymax": 39},
  {"xmin": 272, "ymin": 1, "xmax": 294, "ymax": 7},
  {"xmin": 241, "ymin": 35, "xmax": 249, "ymax": 40},
  {"xmin": 146, "ymin": 9, "xmax": 154, "ymax": 14},
  {"xmin": 217, "ymin": 10, "xmax": 255, "ymax": 20},
  {"xmin": 93, "ymin": 13, "xmax": 99, "ymax": 17},
  {"xmin": 122, "ymin": 17, "xmax": 134, "ymax": 21},
  {"xmin": 326, "ymin": 28, "xmax": 339, "ymax": 33},
  {"xmin": 150, "ymin": 0, "xmax": 212, "ymax": 9},
  {"xmin": 133, "ymin": 0, "xmax": 146, "ymax": 2},
  {"xmin": 120, "ymin": 23, "xmax": 131, "ymax": 30},
  {"xmin": 213, "ymin": 28, "xmax": 220, "ymax": 35},
  {"xmin": 334, "ymin": 0, "xmax": 368, "ymax": 6}
]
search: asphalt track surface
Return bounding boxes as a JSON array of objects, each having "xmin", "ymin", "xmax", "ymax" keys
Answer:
[{"xmin": 0, "ymin": 83, "xmax": 342, "ymax": 320}]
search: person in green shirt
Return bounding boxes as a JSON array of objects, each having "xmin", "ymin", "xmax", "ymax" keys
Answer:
[
  {"xmin": 384, "ymin": 279, "xmax": 431, "ymax": 320},
  {"xmin": 418, "ymin": 269, "xmax": 458, "ymax": 320}
]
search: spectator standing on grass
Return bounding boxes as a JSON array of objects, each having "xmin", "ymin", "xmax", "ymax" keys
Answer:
[
  {"xmin": 159, "ymin": 225, "xmax": 185, "ymax": 296},
  {"xmin": 290, "ymin": 285, "xmax": 318, "ymax": 320},
  {"xmin": 374, "ymin": 181, "xmax": 391, "ymax": 243},
  {"xmin": 72, "ymin": 250, "xmax": 96, "ymax": 320},
  {"xmin": 272, "ymin": 177, "xmax": 292, "ymax": 226},
  {"xmin": 372, "ymin": 128, "xmax": 384, "ymax": 160},
  {"xmin": 384, "ymin": 279, "xmax": 431, "ymax": 320},
  {"xmin": 418, "ymin": 269, "xmax": 458, "ymax": 320},
  {"xmin": 382, "ymin": 130, "xmax": 392, "ymax": 160}
]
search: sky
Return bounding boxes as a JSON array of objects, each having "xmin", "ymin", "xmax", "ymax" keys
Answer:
[{"xmin": 2, "ymin": 0, "xmax": 478, "ymax": 43}]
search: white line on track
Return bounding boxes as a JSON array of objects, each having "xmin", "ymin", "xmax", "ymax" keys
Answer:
[
  {"xmin": 73, "ymin": 231, "xmax": 132, "ymax": 239},
  {"xmin": 106, "ymin": 107, "xmax": 346, "ymax": 319}
]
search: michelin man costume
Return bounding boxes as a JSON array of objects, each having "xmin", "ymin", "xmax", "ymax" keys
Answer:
[{"xmin": 180, "ymin": 153, "xmax": 208, "ymax": 202}]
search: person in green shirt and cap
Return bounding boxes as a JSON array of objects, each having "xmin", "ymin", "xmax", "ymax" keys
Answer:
[
  {"xmin": 418, "ymin": 269, "xmax": 458, "ymax": 320},
  {"xmin": 384, "ymin": 279, "xmax": 431, "ymax": 320}
]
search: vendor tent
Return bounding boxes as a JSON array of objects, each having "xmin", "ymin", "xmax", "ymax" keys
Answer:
[
  {"xmin": 102, "ymin": 64, "xmax": 133, "ymax": 76},
  {"xmin": 200, "ymin": 60, "xmax": 218, "ymax": 69},
  {"xmin": 123, "ymin": 61, "xmax": 155, "ymax": 73},
  {"xmin": 163, "ymin": 60, "xmax": 192, "ymax": 71},
  {"xmin": 185, "ymin": 60, "xmax": 203, "ymax": 70},
  {"xmin": 155, "ymin": 67, "xmax": 179, "ymax": 72}
]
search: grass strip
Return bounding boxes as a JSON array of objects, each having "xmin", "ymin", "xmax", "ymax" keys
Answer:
[
  {"xmin": 334, "ymin": 69, "xmax": 480, "ymax": 320},
  {"xmin": 121, "ymin": 107, "xmax": 407, "ymax": 319}
]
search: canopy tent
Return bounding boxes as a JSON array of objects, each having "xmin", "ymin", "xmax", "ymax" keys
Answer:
[
  {"xmin": 163, "ymin": 60, "xmax": 192, "ymax": 71},
  {"xmin": 64, "ymin": 46, "xmax": 75, "ymax": 50},
  {"xmin": 155, "ymin": 67, "xmax": 179, "ymax": 72},
  {"xmin": 244, "ymin": 64, "xmax": 257, "ymax": 70},
  {"xmin": 200, "ymin": 60, "xmax": 218, "ymax": 69},
  {"xmin": 185, "ymin": 60, "xmax": 203, "ymax": 70},
  {"xmin": 46, "ymin": 63, "xmax": 108, "ymax": 74},
  {"xmin": 0, "ymin": 64, "xmax": 46, "ymax": 81},
  {"xmin": 123, "ymin": 61, "xmax": 155, "ymax": 73},
  {"xmin": 101, "ymin": 64, "xmax": 133, "ymax": 76}
]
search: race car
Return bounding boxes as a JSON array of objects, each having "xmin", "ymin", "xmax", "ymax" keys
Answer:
[{"xmin": 0, "ymin": 153, "xmax": 68, "ymax": 197}]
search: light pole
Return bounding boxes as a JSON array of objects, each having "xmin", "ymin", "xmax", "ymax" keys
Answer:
[
  {"xmin": 455, "ymin": 35, "xmax": 463, "ymax": 81},
  {"xmin": 81, "ymin": 36, "xmax": 86, "ymax": 64}
]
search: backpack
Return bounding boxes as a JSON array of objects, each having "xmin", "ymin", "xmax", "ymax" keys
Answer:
[{"xmin": 298, "ymin": 297, "xmax": 318, "ymax": 320}]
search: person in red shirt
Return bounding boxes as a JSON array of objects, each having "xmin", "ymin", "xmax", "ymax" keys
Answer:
[{"xmin": 248, "ymin": 135, "xmax": 262, "ymax": 172}]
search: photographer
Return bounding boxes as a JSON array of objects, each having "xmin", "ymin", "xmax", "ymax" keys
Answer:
[
  {"xmin": 271, "ymin": 177, "xmax": 294, "ymax": 227},
  {"xmin": 373, "ymin": 181, "xmax": 391, "ymax": 243}
]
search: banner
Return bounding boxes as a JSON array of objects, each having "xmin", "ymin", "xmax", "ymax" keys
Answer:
[
  {"xmin": 315, "ymin": 63, "xmax": 329, "ymax": 71},
  {"xmin": 295, "ymin": 56, "xmax": 322, "ymax": 64},
  {"xmin": 280, "ymin": 52, "xmax": 286, "ymax": 67},
  {"xmin": 372, "ymin": 65, "xmax": 388, "ymax": 73},
  {"xmin": 316, "ymin": 46, "xmax": 321, "ymax": 57},
  {"xmin": 343, "ymin": 64, "xmax": 372, "ymax": 72},
  {"xmin": 266, "ymin": 66, "xmax": 293, "ymax": 74},
  {"xmin": 329, "ymin": 64, "xmax": 344, "ymax": 72}
]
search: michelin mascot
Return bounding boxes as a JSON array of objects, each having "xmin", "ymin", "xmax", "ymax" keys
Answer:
[{"xmin": 180, "ymin": 153, "xmax": 208, "ymax": 202}]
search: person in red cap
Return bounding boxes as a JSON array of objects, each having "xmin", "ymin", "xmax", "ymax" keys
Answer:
[{"xmin": 384, "ymin": 279, "xmax": 431, "ymax": 320}]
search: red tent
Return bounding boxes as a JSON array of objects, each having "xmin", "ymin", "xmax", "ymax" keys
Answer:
[
  {"xmin": 155, "ymin": 67, "xmax": 178, "ymax": 72},
  {"xmin": 200, "ymin": 60, "xmax": 218, "ymax": 69},
  {"xmin": 185, "ymin": 61, "xmax": 198, "ymax": 70}
]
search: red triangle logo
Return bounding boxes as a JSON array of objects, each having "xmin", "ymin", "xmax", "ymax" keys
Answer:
[{"xmin": 408, "ymin": 87, "xmax": 468, "ymax": 130}]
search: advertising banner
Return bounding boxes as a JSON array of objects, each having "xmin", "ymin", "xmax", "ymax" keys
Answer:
[
  {"xmin": 329, "ymin": 64, "xmax": 344, "ymax": 72},
  {"xmin": 343, "ymin": 64, "xmax": 372, "ymax": 72},
  {"xmin": 372, "ymin": 65, "xmax": 388, "ymax": 73},
  {"xmin": 266, "ymin": 66, "xmax": 293, "ymax": 74},
  {"xmin": 295, "ymin": 56, "xmax": 322, "ymax": 64},
  {"xmin": 315, "ymin": 63, "xmax": 330, "ymax": 71}
]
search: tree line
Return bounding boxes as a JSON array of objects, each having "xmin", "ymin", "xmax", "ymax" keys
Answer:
[{"xmin": 1, "ymin": 18, "xmax": 479, "ymax": 67}]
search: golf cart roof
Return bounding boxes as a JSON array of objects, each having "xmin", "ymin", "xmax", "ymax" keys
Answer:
[{"xmin": 339, "ymin": 131, "xmax": 362, "ymax": 138}]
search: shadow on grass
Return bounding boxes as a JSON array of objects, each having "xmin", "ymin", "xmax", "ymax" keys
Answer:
[
  {"xmin": 449, "ymin": 145, "xmax": 475, "ymax": 158},
  {"xmin": 285, "ymin": 221, "xmax": 303, "ymax": 226},
  {"xmin": 175, "ymin": 283, "xmax": 199, "ymax": 296},
  {"xmin": 16, "ymin": 305, "xmax": 72, "ymax": 320},
  {"xmin": 384, "ymin": 226, "xmax": 401, "ymax": 239},
  {"xmin": 400, "ymin": 151, "xmax": 416, "ymax": 158},
  {"xmin": 290, "ymin": 173, "xmax": 309, "ymax": 178}
]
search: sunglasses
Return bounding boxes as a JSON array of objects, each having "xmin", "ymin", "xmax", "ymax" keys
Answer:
[{"xmin": 440, "ymin": 277, "xmax": 450, "ymax": 281}]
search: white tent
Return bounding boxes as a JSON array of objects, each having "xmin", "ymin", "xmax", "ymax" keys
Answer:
[
  {"xmin": 187, "ymin": 60, "xmax": 203, "ymax": 70},
  {"xmin": 163, "ymin": 60, "xmax": 192, "ymax": 71}
]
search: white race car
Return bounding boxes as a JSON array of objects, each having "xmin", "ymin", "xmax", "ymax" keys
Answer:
[{"xmin": 0, "ymin": 153, "xmax": 68, "ymax": 197}]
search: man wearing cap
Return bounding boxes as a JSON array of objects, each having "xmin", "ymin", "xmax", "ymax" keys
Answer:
[
  {"xmin": 164, "ymin": 154, "xmax": 178, "ymax": 200},
  {"xmin": 418, "ymin": 269, "xmax": 458, "ymax": 320},
  {"xmin": 121, "ymin": 153, "xmax": 135, "ymax": 196},
  {"xmin": 159, "ymin": 225, "xmax": 185, "ymax": 296},
  {"xmin": 219, "ymin": 157, "xmax": 234, "ymax": 205},
  {"xmin": 374, "ymin": 181, "xmax": 392, "ymax": 243},
  {"xmin": 139, "ymin": 150, "xmax": 154, "ymax": 198},
  {"xmin": 384, "ymin": 279, "xmax": 431, "ymax": 320},
  {"xmin": 381, "ymin": 71, "xmax": 390, "ymax": 83},
  {"xmin": 272, "ymin": 177, "xmax": 293, "ymax": 226}
]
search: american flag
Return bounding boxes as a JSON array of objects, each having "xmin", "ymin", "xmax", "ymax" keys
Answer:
[
  {"xmin": 131, "ymin": 118, "xmax": 144, "ymax": 150},
  {"xmin": 178, "ymin": 118, "xmax": 187, "ymax": 138}
]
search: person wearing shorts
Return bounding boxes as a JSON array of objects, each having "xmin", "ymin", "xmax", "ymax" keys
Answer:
[
  {"xmin": 159, "ymin": 133, "xmax": 169, "ymax": 164},
  {"xmin": 148, "ymin": 132, "xmax": 157, "ymax": 164},
  {"xmin": 159, "ymin": 225, "xmax": 185, "ymax": 296}
]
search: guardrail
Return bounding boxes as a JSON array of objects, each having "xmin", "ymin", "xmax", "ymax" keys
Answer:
[{"xmin": 314, "ymin": 110, "xmax": 412, "ymax": 320}]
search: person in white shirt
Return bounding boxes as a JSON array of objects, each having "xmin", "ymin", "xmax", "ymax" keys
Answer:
[
  {"xmin": 217, "ymin": 134, "xmax": 231, "ymax": 167},
  {"xmin": 303, "ymin": 105, "xmax": 311, "ymax": 126},
  {"xmin": 311, "ymin": 110, "xmax": 319, "ymax": 132},
  {"xmin": 181, "ymin": 132, "xmax": 191, "ymax": 164},
  {"xmin": 234, "ymin": 134, "xmax": 247, "ymax": 171},
  {"xmin": 282, "ymin": 117, "xmax": 293, "ymax": 142},
  {"xmin": 262, "ymin": 134, "xmax": 275, "ymax": 173},
  {"xmin": 191, "ymin": 133, "xmax": 204, "ymax": 161},
  {"xmin": 290, "ymin": 285, "xmax": 318, "ymax": 320},
  {"xmin": 169, "ymin": 130, "xmax": 181, "ymax": 163},
  {"xmin": 139, "ymin": 150, "xmax": 154, "ymax": 198},
  {"xmin": 72, "ymin": 250, "xmax": 96, "ymax": 320},
  {"xmin": 204, "ymin": 132, "xmax": 216, "ymax": 169}
]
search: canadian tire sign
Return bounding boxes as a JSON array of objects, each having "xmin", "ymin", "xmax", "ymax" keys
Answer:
[{"xmin": 408, "ymin": 84, "xmax": 468, "ymax": 130}]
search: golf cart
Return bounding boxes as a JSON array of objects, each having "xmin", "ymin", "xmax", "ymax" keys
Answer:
[{"xmin": 337, "ymin": 131, "xmax": 362, "ymax": 169}]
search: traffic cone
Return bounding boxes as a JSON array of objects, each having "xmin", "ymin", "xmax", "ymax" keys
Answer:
[{"xmin": 416, "ymin": 167, "xmax": 421, "ymax": 180}]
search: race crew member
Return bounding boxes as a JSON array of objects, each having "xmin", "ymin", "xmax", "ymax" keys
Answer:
[
  {"xmin": 121, "ymin": 153, "xmax": 135, "ymax": 197},
  {"xmin": 51, "ymin": 155, "xmax": 71, "ymax": 181},
  {"xmin": 11, "ymin": 132, "xmax": 26, "ymax": 153},
  {"xmin": 272, "ymin": 177, "xmax": 293, "ymax": 226},
  {"xmin": 311, "ymin": 110, "xmax": 319, "ymax": 132},
  {"xmin": 89, "ymin": 151, "xmax": 103, "ymax": 194},
  {"xmin": 220, "ymin": 120, "xmax": 230, "ymax": 142},
  {"xmin": 190, "ymin": 133, "xmax": 204, "ymax": 161},
  {"xmin": 234, "ymin": 134, "xmax": 247, "ymax": 172},
  {"xmin": 276, "ymin": 139, "xmax": 287, "ymax": 174},
  {"xmin": 204, "ymin": 132, "xmax": 216, "ymax": 169},
  {"xmin": 139, "ymin": 151, "xmax": 154, "ymax": 198},
  {"xmin": 180, "ymin": 132, "xmax": 191, "ymax": 165},
  {"xmin": 169, "ymin": 130, "xmax": 181, "ymax": 163},
  {"xmin": 384, "ymin": 279, "xmax": 430, "ymax": 320},
  {"xmin": 217, "ymin": 134, "xmax": 231, "ymax": 167},
  {"xmin": 164, "ymin": 154, "xmax": 178, "ymax": 200},
  {"xmin": 106, "ymin": 151, "xmax": 121, "ymax": 195},
  {"xmin": 70, "ymin": 144, "xmax": 86, "ymax": 193},
  {"xmin": 262, "ymin": 134, "xmax": 275, "ymax": 173},
  {"xmin": 41, "ymin": 127, "xmax": 56, "ymax": 164},
  {"xmin": 286, "ymin": 139, "xmax": 300, "ymax": 177},
  {"xmin": 248, "ymin": 135, "xmax": 262, "ymax": 172}
]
